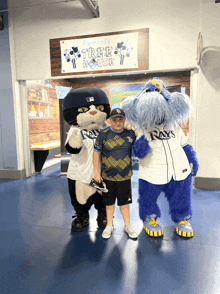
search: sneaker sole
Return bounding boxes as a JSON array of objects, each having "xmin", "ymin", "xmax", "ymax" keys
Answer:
[
  {"xmin": 124, "ymin": 230, "xmax": 138, "ymax": 239},
  {"xmin": 128, "ymin": 234, "xmax": 138, "ymax": 239},
  {"xmin": 102, "ymin": 227, "xmax": 113, "ymax": 239},
  {"xmin": 144, "ymin": 226, "xmax": 163, "ymax": 237},
  {"xmin": 176, "ymin": 227, "xmax": 193, "ymax": 238},
  {"xmin": 102, "ymin": 234, "xmax": 111, "ymax": 239}
]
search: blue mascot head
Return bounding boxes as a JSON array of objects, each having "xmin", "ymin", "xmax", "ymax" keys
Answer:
[{"xmin": 121, "ymin": 77, "xmax": 191, "ymax": 130}]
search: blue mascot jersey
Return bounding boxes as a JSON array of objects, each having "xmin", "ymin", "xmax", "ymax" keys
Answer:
[
  {"xmin": 94, "ymin": 127, "xmax": 136, "ymax": 181},
  {"xmin": 137, "ymin": 124, "xmax": 191, "ymax": 184}
]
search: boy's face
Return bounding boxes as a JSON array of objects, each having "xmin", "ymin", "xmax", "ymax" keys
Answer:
[{"xmin": 109, "ymin": 117, "xmax": 126, "ymax": 132}]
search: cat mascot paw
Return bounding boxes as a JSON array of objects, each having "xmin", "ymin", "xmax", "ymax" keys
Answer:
[
  {"xmin": 68, "ymin": 128, "xmax": 83, "ymax": 149},
  {"xmin": 63, "ymin": 87, "xmax": 111, "ymax": 232},
  {"xmin": 121, "ymin": 78, "xmax": 199, "ymax": 238}
]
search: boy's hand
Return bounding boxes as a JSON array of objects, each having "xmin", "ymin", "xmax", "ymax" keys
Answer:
[
  {"xmin": 94, "ymin": 173, "xmax": 103, "ymax": 183},
  {"xmin": 89, "ymin": 178, "xmax": 108, "ymax": 193}
]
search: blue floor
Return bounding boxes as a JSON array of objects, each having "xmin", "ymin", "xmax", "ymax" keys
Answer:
[{"xmin": 1, "ymin": 167, "xmax": 220, "ymax": 294}]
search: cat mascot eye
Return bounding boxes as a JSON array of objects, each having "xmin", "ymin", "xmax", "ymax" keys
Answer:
[
  {"xmin": 78, "ymin": 107, "xmax": 88, "ymax": 113},
  {"xmin": 97, "ymin": 105, "xmax": 104, "ymax": 111}
]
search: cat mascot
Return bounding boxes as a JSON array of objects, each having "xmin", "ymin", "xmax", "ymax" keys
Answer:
[
  {"xmin": 121, "ymin": 78, "xmax": 199, "ymax": 238},
  {"xmin": 63, "ymin": 87, "xmax": 111, "ymax": 232}
]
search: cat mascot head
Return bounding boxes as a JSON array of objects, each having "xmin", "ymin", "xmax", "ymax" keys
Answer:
[
  {"xmin": 121, "ymin": 77, "xmax": 191, "ymax": 130},
  {"xmin": 63, "ymin": 87, "xmax": 111, "ymax": 130}
]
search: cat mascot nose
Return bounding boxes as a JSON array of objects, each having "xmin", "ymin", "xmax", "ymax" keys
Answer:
[{"xmin": 89, "ymin": 111, "xmax": 97, "ymax": 116}]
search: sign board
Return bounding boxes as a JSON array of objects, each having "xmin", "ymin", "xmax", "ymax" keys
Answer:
[
  {"xmin": 50, "ymin": 28, "xmax": 149, "ymax": 77},
  {"xmin": 60, "ymin": 32, "xmax": 139, "ymax": 74}
]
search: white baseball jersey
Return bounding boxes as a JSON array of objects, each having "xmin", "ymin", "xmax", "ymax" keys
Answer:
[
  {"xmin": 66, "ymin": 123, "xmax": 108, "ymax": 183},
  {"xmin": 138, "ymin": 124, "xmax": 191, "ymax": 184}
]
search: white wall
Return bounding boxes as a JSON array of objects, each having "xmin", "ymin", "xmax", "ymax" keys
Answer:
[
  {"xmin": 0, "ymin": 2, "xmax": 17, "ymax": 170},
  {"xmin": 6, "ymin": 0, "xmax": 220, "ymax": 182},
  {"xmin": 196, "ymin": 0, "xmax": 220, "ymax": 179},
  {"xmin": 8, "ymin": 0, "xmax": 200, "ymax": 80}
]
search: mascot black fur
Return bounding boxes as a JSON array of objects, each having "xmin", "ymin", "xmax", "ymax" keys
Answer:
[{"xmin": 63, "ymin": 87, "xmax": 111, "ymax": 232}]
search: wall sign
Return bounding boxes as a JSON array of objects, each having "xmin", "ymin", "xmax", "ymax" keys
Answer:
[
  {"xmin": 60, "ymin": 32, "xmax": 138, "ymax": 73},
  {"xmin": 50, "ymin": 29, "xmax": 149, "ymax": 77}
]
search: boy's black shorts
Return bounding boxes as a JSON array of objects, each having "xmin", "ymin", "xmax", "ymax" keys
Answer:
[{"xmin": 102, "ymin": 179, "xmax": 132, "ymax": 206}]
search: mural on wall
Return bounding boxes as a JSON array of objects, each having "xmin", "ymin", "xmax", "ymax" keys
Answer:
[
  {"xmin": 27, "ymin": 80, "xmax": 71, "ymax": 151},
  {"xmin": 55, "ymin": 85, "xmax": 72, "ymax": 99},
  {"xmin": 60, "ymin": 32, "xmax": 138, "ymax": 74},
  {"xmin": 111, "ymin": 83, "xmax": 145, "ymax": 109}
]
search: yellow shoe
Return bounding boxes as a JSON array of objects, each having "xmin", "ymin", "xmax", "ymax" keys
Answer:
[
  {"xmin": 176, "ymin": 220, "xmax": 193, "ymax": 238},
  {"xmin": 143, "ymin": 215, "xmax": 163, "ymax": 238}
]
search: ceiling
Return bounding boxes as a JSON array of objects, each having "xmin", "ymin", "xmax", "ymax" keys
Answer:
[{"xmin": 1, "ymin": 0, "xmax": 99, "ymax": 18}]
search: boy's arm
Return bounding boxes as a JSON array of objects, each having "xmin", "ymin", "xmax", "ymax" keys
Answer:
[{"xmin": 93, "ymin": 151, "xmax": 102, "ymax": 183}]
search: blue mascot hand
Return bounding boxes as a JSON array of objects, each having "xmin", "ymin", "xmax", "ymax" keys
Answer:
[
  {"xmin": 133, "ymin": 135, "xmax": 151, "ymax": 159},
  {"xmin": 183, "ymin": 144, "xmax": 199, "ymax": 176}
]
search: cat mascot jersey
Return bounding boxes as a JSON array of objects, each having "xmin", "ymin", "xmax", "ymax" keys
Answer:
[
  {"xmin": 63, "ymin": 87, "xmax": 111, "ymax": 232},
  {"xmin": 121, "ymin": 78, "xmax": 199, "ymax": 238}
]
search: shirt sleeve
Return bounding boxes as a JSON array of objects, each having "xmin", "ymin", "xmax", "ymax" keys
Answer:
[
  {"xmin": 94, "ymin": 132, "xmax": 103, "ymax": 152},
  {"xmin": 65, "ymin": 126, "xmax": 76, "ymax": 145},
  {"xmin": 131, "ymin": 130, "xmax": 136, "ymax": 145},
  {"xmin": 176, "ymin": 125, "xmax": 189, "ymax": 147}
]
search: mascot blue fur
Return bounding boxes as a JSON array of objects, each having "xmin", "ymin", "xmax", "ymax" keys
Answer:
[
  {"xmin": 121, "ymin": 78, "xmax": 199, "ymax": 238},
  {"xmin": 63, "ymin": 87, "xmax": 111, "ymax": 232}
]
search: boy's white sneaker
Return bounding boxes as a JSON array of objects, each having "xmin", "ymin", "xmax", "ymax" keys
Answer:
[
  {"xmin": 102, "ymin": 225, "xmax": 113, "ymax": 239},
  {"xmin": 124, "ymin": 224, "xmax": 138, "ymax": 239}
]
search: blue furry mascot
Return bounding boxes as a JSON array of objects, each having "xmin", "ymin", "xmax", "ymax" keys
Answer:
[{"xmin": 121, "ymin": 78, "xmax": 199, "ymax": 238}]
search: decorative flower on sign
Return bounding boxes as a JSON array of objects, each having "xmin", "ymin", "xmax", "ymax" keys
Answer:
[
  {"xmin": 64, "ymin": 46, "xmax": 81, "ymax": 69},
  {"xmin": 114, "ymin": 42, "xmax": 133, "ymax": 65}
]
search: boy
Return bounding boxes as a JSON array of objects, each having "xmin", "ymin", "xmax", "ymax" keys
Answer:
[{"xmin": 93, "ymin": 108, "xmax": 138, "ymax": 239}]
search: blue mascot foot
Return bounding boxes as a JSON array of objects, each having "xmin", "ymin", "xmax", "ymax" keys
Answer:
[
  {"xmin": 175, "ymin": 217, "xmax": 193, "ymax": 238},
  {"xmin": 143, "ymin": 214, "xmax": 163, "ymax": 237}
]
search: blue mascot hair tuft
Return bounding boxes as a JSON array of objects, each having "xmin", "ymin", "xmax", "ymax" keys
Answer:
[
  {"xmin": 121, "ymin": 78, "xmax": 191, "ymax": 130},
  {"xmin": 137, "ymin": 92, "xmax": 170, "ymax": 129},
  {"xmin": 121, "ymin": 95, "xmax": 139, "ymax": 125},
  {"xmin": 167, "ymin": 93, "xmax": 191, "ymax": 128}
]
